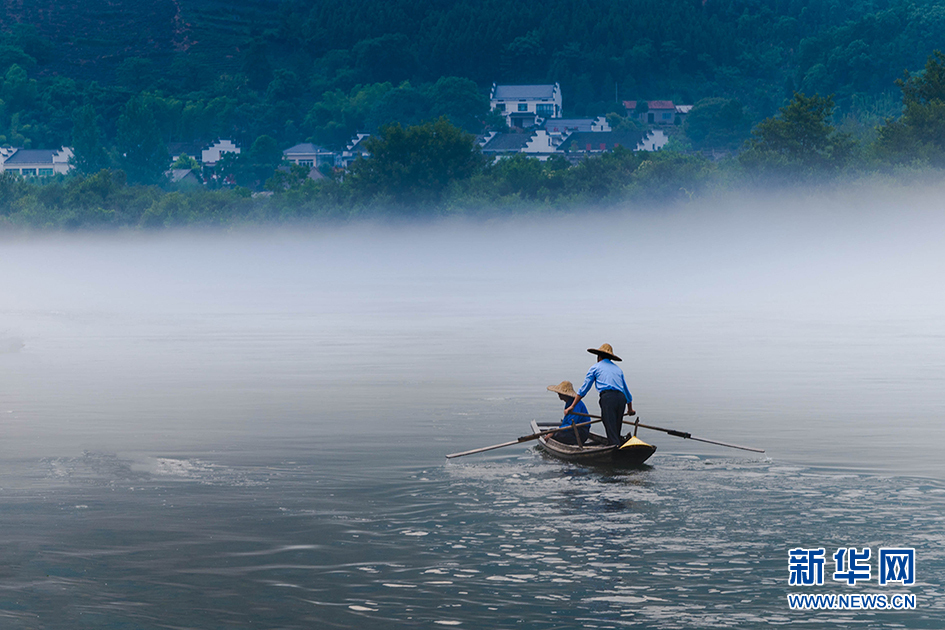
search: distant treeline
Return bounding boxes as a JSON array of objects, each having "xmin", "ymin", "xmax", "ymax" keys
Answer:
[
  {"xmin": 3, "ymin": 50, "xmax": 945, "ymax": 230},
  {"xmin": 3, "ymin": 0, "xmax": 945, "ymax": 161}
]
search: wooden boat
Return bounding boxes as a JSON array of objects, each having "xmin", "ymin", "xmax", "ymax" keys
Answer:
[{"xmin": 531, "ymin": 420, "xmax": 656, "ymax": 466}]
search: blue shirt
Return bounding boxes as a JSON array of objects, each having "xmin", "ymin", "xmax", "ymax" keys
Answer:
[
  {"xmin": 578, "ymin": 359, "xmax": 632, "ymax": 403},
  {"xmin": 560, "ymin": 399, "xmax": 590, "ymax": 430}
]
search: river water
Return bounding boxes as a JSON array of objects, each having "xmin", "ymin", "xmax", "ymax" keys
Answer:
[{"xmin": 1, "ymin": 186, "xmax": 944, "ymax": 628}]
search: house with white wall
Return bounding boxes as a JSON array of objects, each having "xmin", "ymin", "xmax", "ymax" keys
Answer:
[
  {"xmin": 490, "ymin": 83, "xmax": 562, "ymax": 129},
  {"xmin": 283, "ymin": 143, "xmax": 336, "ymax": 169},
  {"xmin": 481, "ymin": 130, "xmax": 559, "ymax": 160},
  {"xmin": 623, "ymin": 100, "xmax": 684, "ymax": 125},
  {"xmin": 168, "ymin": 139, "xmax": 240, "ymax": 168},
  {"xmin": 559, "ymin": 130, "xmax": 668, "ymax": 155},
  {"xmin": 340, "ymin": 133, "xmax": 371, "ymax": 168},
  {"xmin": 201, "ymin": 139, "xmax": 240, "ymax": 166},
  {"xmin": 0, "ymin": 147, "xmax": 74, "ymax": 176}
]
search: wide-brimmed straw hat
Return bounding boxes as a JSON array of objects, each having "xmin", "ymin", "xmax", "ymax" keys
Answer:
[
  {"xmin": 588, "ymin": 343, "xmax": 622, "ymax": 361},
  {"xmin": 547, "ymin": 380, "xmax": 577, "ymax": 397}
]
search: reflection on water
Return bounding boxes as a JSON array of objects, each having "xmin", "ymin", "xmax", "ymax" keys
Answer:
[
  {"xmin": 1, "ymin": 448, "xmax": 942, "ymax": 629},
  {"xmin": 1, "ymin": 184, "xmax": 944, "ymax": 627}
]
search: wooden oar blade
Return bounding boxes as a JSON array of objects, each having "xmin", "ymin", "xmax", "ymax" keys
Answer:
[
  {"xmin": 683, "ymin": 435, "xmax": 765, "ymax": 453},
  {"xmin": 446, "ymin": 439, "xmax": 522, "ymax": 459},
  {"xmin": 567, "ymin": 411, "xmax": 765, "ymax": 454},
  {"xmin": 446, "ymin": 419, "xmax": 600, "ymax": 459}
]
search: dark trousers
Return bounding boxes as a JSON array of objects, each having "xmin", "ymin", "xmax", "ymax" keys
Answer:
[
  {"xmin": 599, "ymin": 389, "xmax": 626, "ymax": 445},
  {"xmin": 554, "ymin": 425, "xmax": 588, "ymax": 445}
]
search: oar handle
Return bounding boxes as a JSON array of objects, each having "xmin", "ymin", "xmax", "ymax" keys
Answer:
[
  {"xmin": 569, "ymin": 411, "xmax": 764, "ymax": 453},
  {"xmin": 446, "ymin": 418, "xmax": 602, "ymax": 459}
]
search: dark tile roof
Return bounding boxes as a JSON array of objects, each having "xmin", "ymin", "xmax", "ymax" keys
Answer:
[
  {"xmin": 493, "ymin": 84, "xmax": 557, "ymax": 100},
  {"xmin": 558, "ymin": 131, "xmax": 646, "ymax": 153},
  {"xmin": 167, "ymin": 142, "xmax": 205, "ymax": 158},
  {"xmin": 542, "ymin": 118, "xmax": 599, "ymax": 133},
  {"xmin": 283, "ymin": 143, "xmax": 333, "ymax": 155},
  {"xmin": 622, "ymin": 100, "xmax": 676, "ymax": 110},
  {"xmin": 3, "ymin": 149, "xmax": 58, "ymax": 165},
  {"xmin": 481, "ymin": 133, "xmax": 531, "ymax": 153}
]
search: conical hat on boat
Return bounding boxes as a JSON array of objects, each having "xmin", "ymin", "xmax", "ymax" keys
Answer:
[
  {"xmin": 588, "ymin": 343, "xmax": 621, "ymax": 361},
  {"xmin": 547, "ymin": 380, "xmax": 577, "ymax": 397}
]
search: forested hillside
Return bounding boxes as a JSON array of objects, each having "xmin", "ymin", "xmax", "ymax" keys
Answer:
[{"xmin": 3, "ymin": 0, "xmax": 945, "ymax": 156}]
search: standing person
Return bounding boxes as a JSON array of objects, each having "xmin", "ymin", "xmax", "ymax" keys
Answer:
[
  {"xmin": 564, "ymin": 343, "xmax": 634, "ymax": 445},
  {"xmin": 546, "ymin": 381, "xmax": 590, "ymax": 445}
]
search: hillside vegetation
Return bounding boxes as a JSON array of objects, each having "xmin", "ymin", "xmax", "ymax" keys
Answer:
[
  {"xmin": 2, "ymin": 1, "xmax": 945, "ymax": 228},
  {"xmin": 3, "ymin": 0, "xmax": 945, "ymax": 150}
]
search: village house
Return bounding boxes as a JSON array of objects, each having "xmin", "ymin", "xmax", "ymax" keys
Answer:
[
  {"xmin": 283, "ymin": 143, "xmax": 336, "ymax": 169},
  {"xmin": 340, "ymin": 133, "xmax": 371, "ymax": 168},
  {"xmin": 480, "ymin": 129, "xmax": 558, "ymax": 160},
  {"xmin": 0, "ymin": 147, "xmax": 74, "ymax": 177},
  {"xmin": 540, "ymin": 117, "xmax": 612, "ymax": 149},
  {"xmin": 168, "ymin": 168, "xmax": 202, "ymax": 187},
  {"xmin": 168, "ymin": 139, "xmax": 240, "ymax": 168},
  {"xmin": 558, "ymin": 129, "xmax": 669, "ymax": 155},
  {"xmin": 623, "ymin": 100, "xmax": 689, "ymax": 125},
  {"xmin": 168, "ymin": 142, "xmax": 205, "ymax": 165},
  {"xmin": 490, "ymin": 83, "xmax": 562, "ymax": 129},
  {"xmin": 542, "ymin": 117, "xmax": 611, "ymax": 135},
  {"xmin": 200, "ymin": 139, "xmax": 240, "ymax": 166}
]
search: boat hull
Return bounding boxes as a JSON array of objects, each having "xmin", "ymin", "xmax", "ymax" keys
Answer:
[{"xmin": 531, "ymin": 421, "xmax": 656, "ymax": 466}]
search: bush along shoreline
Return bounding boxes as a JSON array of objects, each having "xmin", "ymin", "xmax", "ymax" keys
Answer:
[{"xmin": 6, "ymin": 52, "xmax": 945, "ymax": 230}]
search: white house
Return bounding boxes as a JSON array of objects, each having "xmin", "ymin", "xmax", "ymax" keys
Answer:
[
  {"xmin": 201, "ymin": 139, "xmax": 240, "ymax": 166},
  {"xmin": 340, "ymin": 133, "xmax": 371, "ymax": 168},
  {"xmin": 283, "ymin": 143, "xmax": 336, "ymax": 169},
  {"xmin": 0, "ymin": 147, "xmax": 74, "ymax": 176},
  {"xmin": 675, "ymin": 104, "xmax": 693, "ymax": 125},
  {"xmin": 168, "ymin": 139, "xmax": 240, "ymax": 168},
  {"xmin": 638, "ymin": 129, "xmax": 669, "ymax": 151},
  {"xmin": 490, "ymin": 83, "xmax": 562, "ymax": 129},
  {"xmin": 542, "ymin": 117, "xmax": 611, "ymax": 135},
  {"xmin": 623, "ymin": 100, "xmax": 683, "ymax": 125},
  {"xmin": 559, "ymin": 130, "xmax": 669, "ymax": 155},
  {"xmin": 480, "ymin": 130, "xmax": 564, "ymax": 161},
  {"xmin": 540, "ymin": 117, "xmax": 612, "ymax": 149}
]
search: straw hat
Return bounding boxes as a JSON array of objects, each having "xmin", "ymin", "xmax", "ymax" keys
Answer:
[
  {"xmin": 547, "ymin": 380, "xmax": 577, "ymax": 397},
  {"xmin": 588, "ymin": 343, "xmax": 622, "ymax": 361}
]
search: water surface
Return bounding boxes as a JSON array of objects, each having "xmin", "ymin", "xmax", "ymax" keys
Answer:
[{"xmin": 1, "ymin": 186, "xmax": 943, "ymax": 627}]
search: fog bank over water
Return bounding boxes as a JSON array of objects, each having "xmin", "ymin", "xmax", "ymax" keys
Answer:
[{"xmin": 1, "ymin": 182, "xmax": 944, "ymax": 477}]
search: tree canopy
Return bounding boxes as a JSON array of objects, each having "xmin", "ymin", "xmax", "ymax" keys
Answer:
[
  {"xmin": 740, "ymin": 92, "xmax": 854, "ymax": 180},
  {"xmin": 346, "ymin": 117, "xmax": 485, "ymax": 208},
  {"xmin": 875, "ymin": 50, "xmax": 945, "ymax": 166}
]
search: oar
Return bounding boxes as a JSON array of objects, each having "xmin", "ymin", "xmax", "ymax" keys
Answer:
[
  {"xmin": 571, "ymin": 412, "xmax": 765, "ymax": 453},
  {"xmin": 446, "ymin": 419, "xmax": 602, "ymax": 459}
]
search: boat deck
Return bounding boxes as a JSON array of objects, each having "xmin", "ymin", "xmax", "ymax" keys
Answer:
[{"xmin": 531, "ymin": 420, "xmax": 656, "ymax": 466}]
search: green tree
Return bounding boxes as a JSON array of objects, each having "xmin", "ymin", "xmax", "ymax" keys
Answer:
[
  {"xmin": 170, "ymin": 153, "xmax": 200, "ymax": 170},
  {"xmin": 874, "ymin": 51, "xmax": 945, "ymax": 166},
  {"xmin": 1, "ymin": 64, "xmax": 37, "ymax": 112},
  {"xmin": 683, "ymin": 98, "xmax": 753, "ymax": 151},
  {"xmin": 346, "ymin": 117, "xmax": 484, "ymax": 208},
  {"xmin": 216, "ymin": 135, "xmax": 285, "ymax": 189},
  {"xmin": 115, "ymin": 57, "xmax": 156, "ymax": 92},
  {"xmin": 116, "ymin": 94, "xmax": 170, "ymax": 185},
  {"xmin": 740, "ymin": 92, "xmax": 854, "ymax": 180},
  {"xmin": 353, "ymin": 34, "xmax": 417, "ymax": 83},
  {"xmin": 304, "ymin": 83, "xmax": 394, "ymax": 148},
  {"xmin": 365, "ymin": 83, "xmax": 431, "ymax": 130},
  {"xmin": 71, "ymin": 104, "xmax": 111, "ymax": 174},
  {"xmin": 242, "ymin": 40, "xmax": 273, "ymax": 91},
  {"xmin": 427, "ymin": 77, "xmax": 488, "ymax": 133}
]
